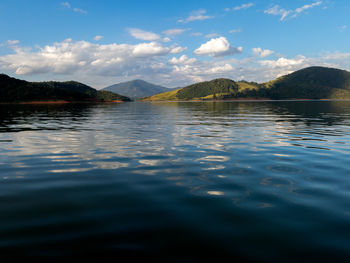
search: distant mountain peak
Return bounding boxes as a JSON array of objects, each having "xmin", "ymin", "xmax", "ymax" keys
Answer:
[{"xmin": 103, "ymin": 79, "xmax": 172, "ymax": 99}]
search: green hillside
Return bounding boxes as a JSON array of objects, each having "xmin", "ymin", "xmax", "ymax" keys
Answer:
[
  {"xmin": 103, "ymin": 79, "xmax": 173, "ymax": 99},
  {"xmin": 263, "ymin": 66, "xmax": 350, "ymax": 99},
  {"xmin": 142, "ymin": 67, "xmax": 350, "ymax": 101},
  {"xmin": 177, "ymin": 79, "xmax": 238, "ymax": 100},
  {"xmin": 142, "ymin": 88, "xmax": 181, "ymax": 101},
  {"xmin": 0, "ymin": 74, "xmax": 130, "ymax": 103}
]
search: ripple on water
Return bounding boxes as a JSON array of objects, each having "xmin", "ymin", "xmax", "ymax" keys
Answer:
[{"xmin": 0, "ymin": 101, "xmax": 350, "ymax": 262}]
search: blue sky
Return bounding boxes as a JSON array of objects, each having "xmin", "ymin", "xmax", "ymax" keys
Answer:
[{"xmin": 0, "ymin": 0, "xmax": 349, "ymax": 88}]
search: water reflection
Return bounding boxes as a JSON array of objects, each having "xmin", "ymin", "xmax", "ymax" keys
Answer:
[{"xmin": 0, "ymin": 101, "xmax": 350, "ymax": 262}]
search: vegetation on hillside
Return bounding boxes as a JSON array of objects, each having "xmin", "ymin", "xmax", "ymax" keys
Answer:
[
  {"xmin": 3, "ymin": 66, "xmax": 350, "ymax": 103},
  {"xmin": 177, "ymin": 79, "xmax": 238, "ymax": 100},
  {"xmin": 262, "ymin": 66, "xmax": 350, "ymax": 99},
  {"xmin": 142, "ymin": 88, "xmax": 181, "ymax": 101},
  {"xmin": 142, "ymin": 67, "xmax": 350, "ymax": 101},
  {"xmin": 0, "ymin": 74, "xmax": 130, "ymax": 102},
  {"xmin": 96, "ymin": 90, "xmax": 130, "ymax": 101}
]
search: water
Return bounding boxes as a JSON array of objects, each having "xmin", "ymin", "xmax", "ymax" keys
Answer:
[{"xmin": 0, "ymin": 101, "xmax": 349, "ymax": 262}]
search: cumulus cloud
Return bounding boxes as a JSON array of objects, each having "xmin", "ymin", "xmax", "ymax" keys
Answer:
[
  {"xmin": 167, "ymin": 52, "xmax": 344, "ymax": 87},
  {"xmin": 132, "ymin": 42, "xmax": 173, "ymax": 57},
  {"xmin": 207, "ymin": 64, "xmax": 233, "ymax": 74},
  {"xmin": 168, "ymin": 55, "xmax": 197, "ymax": 65},
  {"xmin": 265, "ymin": 1, "xmax": 322, "ymax": 21},
  {"xmin": 163, "ymin": 28, "xmax": 187, "ymax": 36},
  {"xmin": 252, "ymin": 48, "xmax": 274, "ymax": 58},
  {"xmin": 169, "ymin": 58, "xmax": 237, "ymax": 84},
  {"xmin": 128, "ymin": 28, "xmax": 160, "ymax": 41},
  {"xmin": 259, "ymin": 55, "xmax": 307, "ymax": 68},
  {"xmin": 1, "ymin": 38, "xmax": 349, "ymax": 89},
  {"xmin": 170, "ymin": 46, "xmax": 187, "ymax": 54},
  {"xmin": 93, "ymin": 35, "xmax": 103, "ymax": 41},
  {"xmin": 0, "ymin": 39, "xmax": 186, "ymax": 77},
  {"xmin": 194, "ymin": 37, "xmax": 242, "ymax": 57},
  {"xmin": 178, "ymin": 9, "xmax": 214, "ymax": 23}
]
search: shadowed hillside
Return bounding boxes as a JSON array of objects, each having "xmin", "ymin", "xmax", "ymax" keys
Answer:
[
  {"xmin": 0, "ymin": 74, "xmax": 131, "ymax": 103},
  {"xmin": 263, "ymin": 66, "xmax": 350, "ymax": 99}
]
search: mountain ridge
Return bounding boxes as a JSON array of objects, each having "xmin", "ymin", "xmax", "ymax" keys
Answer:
[
  {"xmin": 0, "ymin": 74, "xmax": 131, "ymax": 103},
  {"xmin": 142, "ymin": 66, "xmax": 350, "ymax": 101},
  {"xmin": 103, "ymin": 79, "xmax": 173, "ymax": 99}
]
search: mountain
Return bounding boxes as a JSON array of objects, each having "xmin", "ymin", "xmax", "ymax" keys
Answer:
[
  {"xmin": 0, "ymin": 74, "xmax": 131, "ymax": 103},
  {"xmin": 142, "ymin": 67, "xmax": 350, "ymax": 101},
  {"xmin": 103, "ymin": 79, "xmax": 172, "ymax": 99},
  {"xmin": 143, "ymin": 78, "xmax": 262, "ymax": 101},
  {"xmin": 264, "ymin": 66, "xmax": 350, "ymax": 99}
]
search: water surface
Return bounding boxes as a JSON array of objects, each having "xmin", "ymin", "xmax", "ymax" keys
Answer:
[{"xmin": 0, "ymin": 101, "xmax": 349, "ymax": 262}]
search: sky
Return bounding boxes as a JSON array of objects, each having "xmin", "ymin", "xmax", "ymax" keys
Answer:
[{"xmin": 0, "ymin": 0, "xmax": 349, "ymax": 88}]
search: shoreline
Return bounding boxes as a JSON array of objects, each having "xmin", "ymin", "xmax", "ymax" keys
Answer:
[
  {"xmin": 1, "ymin": 99, "xmax": 350, "ymax": 105},
  {"xmin": 140, "ymin": 98, "xmax": 350, "ymax": 103},
  {"xmin": 0, "ymin": 100, "xmax": 128, "ymax": 105}
]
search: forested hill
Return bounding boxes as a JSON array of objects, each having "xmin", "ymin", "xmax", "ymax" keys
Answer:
[
  {"xmin": 0, "ymin": 74, "xmax": 131, "ymax": 102},
  {"xmin": 142, "ymin": 67, "xmax": 350, "ymax": 101},
  {"xmin": 264, "ymin": 66, "xmax": 350, "ymax": 99}
]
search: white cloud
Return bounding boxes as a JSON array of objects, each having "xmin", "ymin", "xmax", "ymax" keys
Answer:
[
  {"xmin": 73, "ymin": 8, "xmax": 88, "ymax": 14},
  {"xmin": 229, "ymin": 29, "xmax": 242, "ymax": 34},
  {"xmin": 61, "ymin": 2, "xmax": 71, "ymax": 8},
  {"xmin": 168, "ymin": 55, "xmax": 197, "ymax": 65},
  {"xmin": 133, "ymin": 42, "xmax": 174, "ymax": 57},
  {"xmin": 178, "ymin": 9, "xmax": 214, "ymax": 23},
  {"xmin": 191, "ymin": 32, "xmax": 203, "ymax": 37},
  {"xmin": 339, "ymin": 25, "xmax": 347, "ymax": 32},
  {"xmin": 61, "ymin": 2, "xmax": 87, "ymax": 15},
  {"xmin": 295, "ymin": 1, "xmax": 322, "ymax": 14},
  {"xmin": 233, "ymin": 3, "xmax": 254, "ymax": 11},
  {"xmin": 6, "ymin": 40, "xmax": 20, "ymax": 45},
  {"xmin": 170, "ymin": 46, "xmax": 187, "ymax": 54},
  {"xmin": 323, "ymin": 52, "xmax": 350, "ymax": 60},
  {"xmin": 128, "ymin": 28, "xmax": 160, "ymax": 41},
  {"xmin": 264, "ymin": 5, "xmax": 291, "ymax": 21},
  {"xmin": 194, "ymin": 37, "xmax": 242, "ymax": 57},
  {"xmin": 265, "ymin": 1, "xmax": 322, "ymax": 21},
  {"xmin": 163, "ymin": 28, "xmax": 187, "ymax": 36},
  {"xmin": 2, "ymin": 38, "xmax": 350, "ymax": 89},
  {"xmin": 259, "ymin": 55, "xmax": 306, "ymax": 68},
  {"xmin": 207, "ymin": 64, "xmax": 233, "ymax": 74},
  {"xmin": 205, "ymin": 33, "xmax": 219, "ymax": 38},
  {"xmin": 252, "ymin": 47, "xmax": 274, "ymax": 58},
  {"xmin": 93, "ymin": 35, "xmax": 103, "ymax": 41},
  {"xmin": 0, "ymin": 39, "xmax": 186, "ymax": 78}
]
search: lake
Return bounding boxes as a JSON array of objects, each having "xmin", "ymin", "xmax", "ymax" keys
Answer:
[{"xmin": 0, "ymin": 101, "xmax": 349, "ymax": 262}]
